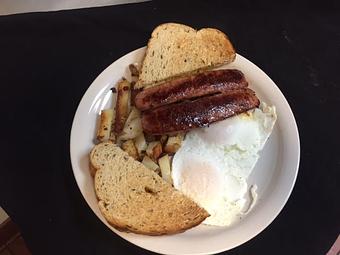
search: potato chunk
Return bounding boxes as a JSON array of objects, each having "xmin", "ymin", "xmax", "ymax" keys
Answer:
[
  {"xmin": 114, "ymin": 78, "xmax": 131, "ymax": 134},
  {"xmin": 96, "ymin": 109, "xmax": 114, "ymax": 142},
  {"xmin": 142, "ymin": 155, "xmax": 160, "ymax": 172},
  {"xmin": 121, "ymin": 140, "xmax": 139, "ymax": 160},
  {"xmin": 134, "ymin": 133, "xmax": 147, "ymax": 156},
  {"xmin": 146, "ymin": 141, "xmax": 162, "ymax": 161},
  {"xmin": 118, "ymin": 107, "xmax": 142, "ymax": 141},
  {"xmin": 164, "ymin": 133, "xmax": 184, "ymax": 153},
  {"xmin": 158, "ymin": 154, "xmax": 172, "ymax": 184}
]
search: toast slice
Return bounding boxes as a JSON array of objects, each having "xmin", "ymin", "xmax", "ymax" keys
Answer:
[
  {"xmin": 92, "ymin": 142, "xmax": 209, "ymax": 235},
  {"xmin": 136, "ymin": 23, "xmax": 236, "ymax": 89}
]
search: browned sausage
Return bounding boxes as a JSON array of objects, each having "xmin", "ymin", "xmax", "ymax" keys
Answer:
[
  {"xmin": 135, "ymin": 69, "xmax": 248, "ymax": 111},
  {"xmin": 141, "ymin": 88, "xmax": 260, "ymax": 135}
]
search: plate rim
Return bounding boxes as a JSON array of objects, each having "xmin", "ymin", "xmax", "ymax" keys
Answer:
[{"xmin": 70, "ymin": 46, "xmax": 300, "ymax": 255}]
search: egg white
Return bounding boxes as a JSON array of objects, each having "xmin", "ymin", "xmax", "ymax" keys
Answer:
[{"xmin": 172, "ymin": 102, "xmax": 277, "ymax": 226}]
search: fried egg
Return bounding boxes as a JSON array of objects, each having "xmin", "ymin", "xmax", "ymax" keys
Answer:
[{"xmin": 172, "ymin": 102, "xmax": 277, "ymax": 226}]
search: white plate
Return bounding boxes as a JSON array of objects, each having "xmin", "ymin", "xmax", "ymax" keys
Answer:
[{"xmin": 70, "ymin": 47, "xmax": 300, "ymax": 255}]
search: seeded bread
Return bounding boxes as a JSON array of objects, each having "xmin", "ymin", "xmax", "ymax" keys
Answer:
[
  {"xmin": 92, "ymin": 142, "xmax": 209, "ymax": 235},
  {"xmin": 136, "ymin": 23, "xmax": 236, "ymax": 88}
]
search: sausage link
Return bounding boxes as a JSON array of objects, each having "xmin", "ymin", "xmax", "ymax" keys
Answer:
[
  {"xmin": 141, "ymin": 88, "xmax": 260, "ymax": 134},
  {"xmin": 135, "ymin": 69, "xmax": 248, "ymax": 111}
]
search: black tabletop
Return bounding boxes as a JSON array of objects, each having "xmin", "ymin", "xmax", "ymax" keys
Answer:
[{"xmin": 0, "ymin": 1, "xmax": 339, "ymax": 254}]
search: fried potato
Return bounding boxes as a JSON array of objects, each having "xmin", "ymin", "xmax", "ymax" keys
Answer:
[
  {"xmin": 158, "ymin": 154, "xmax": 172, "ymax": 184},
  {"xmin": 129, "ymin": 64, "xmax": 139, "ymax": 77},
  {"xmin": 134, "ymin": 133, "xmax": 147, "ymax": 156},
  {"xmin": 126, "ymin": 107, "xmax": 140, "ymax": 124},
  {"xmin": 96, "ymin": 109, "xmax": 114, "ymax": 142},
  {"xmin": 146, "ymin": 141, "xmax": 162, "ymax": 161},
  {"xmin": 142, "ymin": 155, "xmax": 160, "ymax": 172},
  {"xmin": 121, "ymin": 140, "xmax": 139, "ymax": 160},
  {"xmin": 114, "ymin": 78, "xmax": 131, "ymax": 135},
  {"xmin": 118, "ymin": 107, "xmax": 143, "ymax": 141},
  {"xmin": 118, "ymin": 118, "xmax": 142, "ymax": 141},
  {"xmin": 159, "ymin": 135, "xmax": 168, "ymax": 145},
  {"xmin": 164, "ymin": 133, "xmax": 184, "ymax": 153}
]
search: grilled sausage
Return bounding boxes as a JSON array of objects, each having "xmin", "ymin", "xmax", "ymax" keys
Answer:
[
  {"xmin": 135, "ymin": 69, "xmax": 248, "ymax": 111},
  {"xmin": 141, "ymin": 88, "xmax": 260, "ymax": 134}
]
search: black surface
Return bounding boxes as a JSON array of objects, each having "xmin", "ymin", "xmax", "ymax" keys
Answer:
[{"xmin": 0, "ymin": 1, "xmax": 339, "ymax": 254}]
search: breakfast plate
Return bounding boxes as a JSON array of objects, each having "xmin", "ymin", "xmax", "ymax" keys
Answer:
[{"xmin": 70, "ymin": 47, "xmax": 300, "ymax": 255}]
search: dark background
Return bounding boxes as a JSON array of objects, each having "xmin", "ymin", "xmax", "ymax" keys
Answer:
[{"xmin": 0, "ymin": 1, "xmax": 339, "ymax": 254}]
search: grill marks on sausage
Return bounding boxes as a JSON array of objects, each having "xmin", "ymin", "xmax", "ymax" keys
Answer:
[
  {"xmin": 142, "ymin": 88, "xmax": 260, "ymax": 134},
  {"xmin": 135, "ymin": 69, "xmax": 248, "ymax": 111}
]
